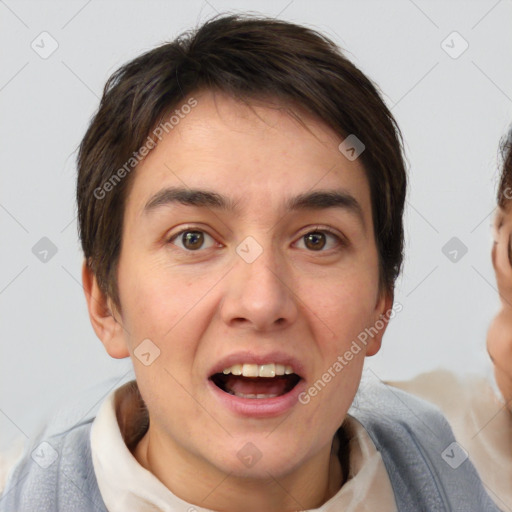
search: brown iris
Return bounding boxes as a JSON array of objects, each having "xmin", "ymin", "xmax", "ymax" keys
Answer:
[
  {"xmin": 182, "ymin": 231, "xmax": 204, "ymax": 250},
  {"xmin": 304, "ymin": 232, "xmax": 326, "ymax": 250}
]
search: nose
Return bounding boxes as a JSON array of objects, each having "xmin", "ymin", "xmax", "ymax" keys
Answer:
[{"xmin": 219, "ymin": 242, "xmax": 298, "ymax": 332}]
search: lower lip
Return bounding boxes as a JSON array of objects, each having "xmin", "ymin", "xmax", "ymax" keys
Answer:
[{"xmin": 207, "ymin": 378, "xmax": 306, "ymax": 418}]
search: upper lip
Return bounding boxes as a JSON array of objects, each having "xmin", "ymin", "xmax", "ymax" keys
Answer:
[{"xmin": 208, "ymin": 351, "xmax": 305, "ymax": 379}]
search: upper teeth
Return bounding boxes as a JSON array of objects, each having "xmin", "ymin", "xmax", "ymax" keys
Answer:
[{"xmin": 222, "ymin": 363, "xmax": 294, "ymax": 377}]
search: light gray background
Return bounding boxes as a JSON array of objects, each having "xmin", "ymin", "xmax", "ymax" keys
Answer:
[{"xmin": 2, "ymin": 0, "xmax": 512, "ymax": 451}]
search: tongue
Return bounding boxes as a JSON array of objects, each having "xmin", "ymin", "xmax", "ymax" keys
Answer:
[{"xmin": 224, "ymin": 376, "xmax": 290, "ymax": 396}]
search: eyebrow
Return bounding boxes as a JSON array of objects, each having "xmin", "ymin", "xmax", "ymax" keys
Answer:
[
  {"xmin": 143, "ymin": 186, "xmax": 365, "ymax": 228},
  {"xmin": 285, "ymin": 190, "xmax": 363, "ymax": 216},
  {"xmin": 144, "ymin": 187, "xmax": 237, "ymax": 212}
]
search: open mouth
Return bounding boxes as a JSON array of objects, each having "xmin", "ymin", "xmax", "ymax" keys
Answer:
[{"xmin": 210, "ymin": 363, "xmax": 302, "ymax": 399}]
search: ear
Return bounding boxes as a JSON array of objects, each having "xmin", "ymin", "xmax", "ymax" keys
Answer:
[
  {"xmin": 491, "ymin": 209, "xmax": 512, "ymax": 304},
  {"xmin": 81, "ymin": 260, "xmax": 130, "ymax": 359},
  {"xmin": 365, "ymin": 291, "xmax": 394, "ymax": 357}
]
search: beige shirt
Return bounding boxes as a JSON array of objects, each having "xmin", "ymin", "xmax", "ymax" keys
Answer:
[
  {"xmin": 90, "ymin": 381, "xmax": 397, "ymax": 512},
  {"xmin": 390, "ymin": 370, "xmax": 512, "ymax": 512},
  {"xmin": 0, "ymin": 438, "xmax": 24, "ymax": 494}
]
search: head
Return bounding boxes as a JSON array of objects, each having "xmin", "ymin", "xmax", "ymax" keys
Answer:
[
  {"xmin": 488, "ymin": 127, "xmax": 512, "ymax": 407},
  {"xmin": 78, "ymin": 13, "xmax": 406, "ymax": 501}
]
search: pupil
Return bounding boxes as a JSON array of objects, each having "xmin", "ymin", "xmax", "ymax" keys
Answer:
[
  {"xmin": 305, "ymin": 232, "xmax": 325, "ymax": 250},
  {"xmin": 183, "ymin": 231, "xmax": 204, "ymax": 250}
]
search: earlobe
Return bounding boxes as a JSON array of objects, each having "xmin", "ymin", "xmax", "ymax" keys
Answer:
[
  {"xmin": 365, "ymin": 292, "xmax": 393, "ymax": 357},
  {"xmin": 81, "ymin": 261, "xmax": 130, "ymax": 359}
]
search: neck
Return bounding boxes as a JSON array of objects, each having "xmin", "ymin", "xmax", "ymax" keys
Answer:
[{"xmin": 133, "ymin": 427, "xmax": 345, "ymax": 511}]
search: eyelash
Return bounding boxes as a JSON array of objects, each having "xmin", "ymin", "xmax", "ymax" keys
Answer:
[{"xmin": 166, "ymin": 226, "xmax": 346, "ymax": 253}]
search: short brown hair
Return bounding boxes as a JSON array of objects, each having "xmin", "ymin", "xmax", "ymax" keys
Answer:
[
  {"xmin": 77, "ymin": 13, "xmax": 407, "ymax": 307},
  {"xmin": 498, "ymin": 127, "xmax": 512, "ymax": 209}
]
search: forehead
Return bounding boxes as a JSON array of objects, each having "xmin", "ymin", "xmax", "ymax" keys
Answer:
[{"xmin": 125, "ymin": 90, "xmax": 371, "ymax": 217}]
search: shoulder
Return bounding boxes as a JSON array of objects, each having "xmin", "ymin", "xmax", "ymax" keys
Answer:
[
  {"xmin": 0, "ymin": 412, "xmax": 107, "ymax": 511},
  {"xmin": 387, "ymin": 368, "xmax": 486, "ymax": 410},
  {"xmin": 348, "ymin": 373, "xmax": 501, "ymax": 511},
  {"xmin": 388, "ymin": 369, "xmax": 512, "ymax": 511},
  {"xmin": 351, "ymin": 370, "xmax": 457, "ymax": 435}
]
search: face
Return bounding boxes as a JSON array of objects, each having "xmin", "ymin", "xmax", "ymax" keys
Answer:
[
  {"xmin": 88, "ymin": 91, "xmax": 390, "ymax": 482},
  {"xmin": 488, "ymin": 207, "xmax": 512, "ymax": 407}
]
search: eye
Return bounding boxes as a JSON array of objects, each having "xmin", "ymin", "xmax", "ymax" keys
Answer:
[
  {"xmin": 295, "ymin": 230, "xmax": 343, "ymax": 251},
  {"xmin": 168, "ymin": 229, "xmax": 217, "ymax": 251}
]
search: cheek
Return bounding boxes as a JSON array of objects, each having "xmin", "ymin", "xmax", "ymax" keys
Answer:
[
  {"xmin": 488, "ymin": 311, "xmax": 512, "ymax": 361},
  {"xmin": 487, "ymin": 311, "xmax": 512, "ymax": 401},
  {"xmin": 117, "ymin": 256, "xmax": 210, "ymax": 341},
  {"xmin": 116, "ymin": 257, "xmax": 226, "ymax": 391},
  {"xmin": 291, "ymin": 266, "xmax": 380, "ymax": 426},
  {"xmin": 297, "ymin": 263, "xmax": 380, "ymax": 348},
  {"xmin": 494, "ymin": 368, "xmax": 512, "ymax": 405},
  {"xmin": 116, "ymin": 263, "xmax": 218, "ymax": 424},
  {"xmin": 296, "ymin": 326, "xmax": 368, "ymax": 438}
]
